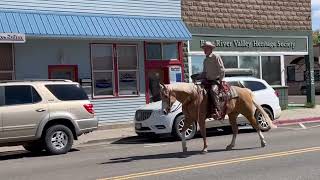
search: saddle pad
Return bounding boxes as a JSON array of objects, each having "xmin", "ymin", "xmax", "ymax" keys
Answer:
[{"xmin": 229, "ymin": 86, "xmax": 238, "ymax": 99}]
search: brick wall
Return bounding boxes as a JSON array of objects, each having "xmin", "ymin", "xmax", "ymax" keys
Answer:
[{"xmin": 182, "ymin": 0, "xmax": 312, "ymax": 31}]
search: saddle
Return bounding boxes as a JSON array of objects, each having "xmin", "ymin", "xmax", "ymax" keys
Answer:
[{"xmin": 206, "ymin": 81, "xmax": 238, "ymax": 120}]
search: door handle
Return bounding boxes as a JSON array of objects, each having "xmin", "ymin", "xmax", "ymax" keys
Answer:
[{"xmin": 36, "ymin": 108, "xmax": 46, "ymax": 112}]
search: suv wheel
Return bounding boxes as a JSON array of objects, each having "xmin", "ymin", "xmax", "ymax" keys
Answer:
[
  {"xmin": 255, "ymin": 107, "xmax": 274, "ymax": 132},
  {"xmin": 23, "ymin": 142, "xmax": 44, "ymax": 153},
  {"xmin": 172, "ymin": 115, "xmax": 197, "ymax": 140},
  {"xmin": 44, "ymin": 125, "xmax": 74, "ymax": 155}
]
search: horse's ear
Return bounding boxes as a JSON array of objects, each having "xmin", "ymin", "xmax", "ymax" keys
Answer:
[{"xmin": 159, "ymin": 83, "xmax": 166, "ymax": 90}]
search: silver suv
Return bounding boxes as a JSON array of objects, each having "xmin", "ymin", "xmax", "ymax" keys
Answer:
[{"xmin": 0, "ymin": 80, "xmax": 98, "ymax": 155}]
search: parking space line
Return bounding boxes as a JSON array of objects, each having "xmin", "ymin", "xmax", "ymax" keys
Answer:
[{"xmin": 299, "ymin": 123, "xmax": 307, "ymax": 129}]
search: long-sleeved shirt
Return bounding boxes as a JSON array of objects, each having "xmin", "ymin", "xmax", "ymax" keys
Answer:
[{"xmin": 202, "ymin": 53, "xmax": 225, "ymax": 81}]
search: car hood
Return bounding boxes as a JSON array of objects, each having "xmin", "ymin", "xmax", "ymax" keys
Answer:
[{"xmin": 138, "ymin": 100, "xmax": 181, "ymax": 111}]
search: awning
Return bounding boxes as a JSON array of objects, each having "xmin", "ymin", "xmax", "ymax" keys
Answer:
[{"xmin": 0, "ymin": 11, "xmax": 192, "ymax": 41}]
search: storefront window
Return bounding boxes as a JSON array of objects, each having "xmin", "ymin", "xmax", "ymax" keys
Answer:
[
  {"xmin": 163, "ymin": 43, "xmax": 178, "ymax": 60},
  {"xmin": 0, "ymin": 44, "xmax": 14, "ymax": 80},
  {"xmin": 117, "ymin": 45, "xmax": 138, "ymax": 95},
  {"xmin": 91, "ymin": 44, "xmax": 139, "ymax": 97},
  {"xmin": 191, "ymin": 55, "xmax": 205, "ymax": 75},
  {"xmin": 221, "ymin": 56, "xmax": 238, "ymax": 68},
  {"xmin": 239, "ymin": 56, "xmax": 260, "ymax": 78},
  {"xmin": 146, "ymin": 43, "xmax": 161, "ymax": 60},
  {"xmin": 287, "ymin": 66, "xmax": 296, "ymax": 81},
  {"xmin": 262, "ymin": 56, "xmax": 281, "ymax": 85},
  {"xmin": 146, "ymin": 43, "xmax": 178, "ymax": 60},
  {"xmin": 92, "ymin": 44, "xmax": 114, "ymax": 96}
]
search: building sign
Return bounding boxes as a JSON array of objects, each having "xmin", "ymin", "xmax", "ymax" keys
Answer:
[
  {"xmin": 191, "ymin": 35, "xmax": 308, "ymax": 52},
  {"xmin": 0, "ymin": 33, "xmax": 26, "ymax": 43},
  {"xmin": 169, "ymin": 66, "xmax": 182, "ymax": 83}
]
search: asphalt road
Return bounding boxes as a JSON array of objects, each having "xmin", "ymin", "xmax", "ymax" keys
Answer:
[
  {"xmin": 288, "ymin": 95, "xmax": 320, "ymax": 104},
  {"xmin": 0, "ymin": 124, "xmax": 320, "ymax": 180}
]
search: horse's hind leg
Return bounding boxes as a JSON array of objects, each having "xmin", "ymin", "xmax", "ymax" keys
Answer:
[
  {"xmin": 245, "ymin": 114, "xmax": 266, "ymax": 147},
  {"xmin": 226, "ymin": 113, "xmax": 239, "ymax": 150}
]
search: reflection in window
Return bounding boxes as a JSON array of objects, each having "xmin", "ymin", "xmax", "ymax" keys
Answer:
[
  {"xmin": 146, "ymin": 43, "xmax": 161, "ymax": 60},
  {"xmin": 93, "ymin": 72, "xmax": 113, "ymax": 96},
  {"xmin": 146, "ymin": 43, "xmax": 179, "ymax": 61},
  {"xmin": 91, "ymin": 44, "xmax": 114, "ymax": 96},
  {"xmin": 243, "ymin": 81, "xmax": 267, "ymax": 91},
  {"xmin": 119, "ymin": 71, "xmax": 138, "ymax": 95},
  {"xmin": 262, "ymin": 56, "xmax": 281, "ymax": 85},
  {"xmin": 118, "ymin": 46, "xmax": 138, "ymax": 95},
  {"xmin": 163, "ymin": 43, "xmax": 178, "ymax": 60},
  {"xmin": 5, "ymin": 86, "xmax": 33, "ymax": 105},
  {"xmin": 221, "ymin": 56, "xmax": 238, "ymax": 68},
  {"xmin": 191, "ymin": 55, "xmax": 205, "ymax": 75},
  {"xmin": 287, "ymin": 66, "xmax": 295, "ymax": 81},
  {"xmin": 239, "ymin": 56, "xmax": 260, "ymax": 78}
]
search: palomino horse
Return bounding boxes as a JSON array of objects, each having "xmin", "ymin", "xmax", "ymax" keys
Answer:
[{"xmin": 159, "ymin": 82, "xmax": 277, "ymax": 153}]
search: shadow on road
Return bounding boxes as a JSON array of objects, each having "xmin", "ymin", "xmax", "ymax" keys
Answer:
[
  {"xmin": 0, "ymin": 148, "xmax": 79, "ymax": 161},
  {"xmin": 111, "ymin": 128, "xmax": 255, "ymax": 145},
  {"xmin": 101, "ymin": 146, "xmax": 259, "ymax": 164}
]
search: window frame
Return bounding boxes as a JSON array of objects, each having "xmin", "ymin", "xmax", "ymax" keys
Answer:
[
  {"xmin": 90, "ymin": 43, "xmax": 140, "ymax": 99},
  {"xmin": 116, "ymin": 44, "xmax": 140, "ymax": 96},
  {"xmin": 0, "ymin": 44, "xmax": 15, "ymax": 80},
  {"xmin": 145, "ymin": 42, "xmax": 179, "ymax": 61}
]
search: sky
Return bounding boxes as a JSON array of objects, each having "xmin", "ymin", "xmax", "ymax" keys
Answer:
[{"xmin": 312, "ymin": 0, "xmax": 320, "ymax": 30}]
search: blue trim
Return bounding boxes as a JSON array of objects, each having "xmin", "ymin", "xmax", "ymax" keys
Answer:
[{"xmin": 0, "ymin": 11, "xmax": 191, "ymax": 40}]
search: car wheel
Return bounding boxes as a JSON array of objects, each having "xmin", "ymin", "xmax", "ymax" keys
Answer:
[
  {"xmin": 172, "ymin": 115, "xmax": 197, "ymax": 140},
  {"xmin": 255, "ymin": 107, "xmax": 274, "ymax": 132},
  {"xmin": 43, "ymin": 125, "xmax": 74, "ymax": 155},
  {"xmin": 23, "ymin": 142, "xmax": 44, "ymax": 153}
]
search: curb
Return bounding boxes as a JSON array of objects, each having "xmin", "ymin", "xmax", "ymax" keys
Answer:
[
  {"xmin": 97, "ymin": 122, "xmax": 133, "ymax": 130},
  {"xmin": 274, "ymin": 117, "xmax": 320, "ymax": 126}
]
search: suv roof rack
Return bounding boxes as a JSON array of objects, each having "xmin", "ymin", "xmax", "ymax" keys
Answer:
[{"xmin": 0, "ymin": 79, "xmax": 73, "ymax": 83}]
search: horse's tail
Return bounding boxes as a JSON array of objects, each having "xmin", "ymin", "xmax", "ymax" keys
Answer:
[{"xmin": 251, "ymin": 93, "xmax": 277, "ymax": 129}]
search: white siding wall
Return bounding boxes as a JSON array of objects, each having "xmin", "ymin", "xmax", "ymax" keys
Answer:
[
  {"xmin": 14, "ymin": 39, "xmax": 146, "ymax": 122},
  {"xmin": 0, "ymin": 0, "xmax": 181, "ymax": 18}
]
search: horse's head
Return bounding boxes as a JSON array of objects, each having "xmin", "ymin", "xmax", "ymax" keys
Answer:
[{"xmin": 159, "ymin": 83, "xmax": 176, "ymax": 115}]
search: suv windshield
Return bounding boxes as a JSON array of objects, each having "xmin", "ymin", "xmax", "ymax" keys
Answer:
[{"xmin": 46, "ymin": 84, "xmax": 89, "ymax": 101}]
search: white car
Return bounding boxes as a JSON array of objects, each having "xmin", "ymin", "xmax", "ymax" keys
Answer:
[{"xmin": 134, "ymin": 77, "xmax": 282, "ymax": 140}]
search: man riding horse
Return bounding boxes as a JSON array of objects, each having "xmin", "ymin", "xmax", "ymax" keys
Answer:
[{"xmin": 194, "ymin": 41, "xmax": 225, "ymax": 120}]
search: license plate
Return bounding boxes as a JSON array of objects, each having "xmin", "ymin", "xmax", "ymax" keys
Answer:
[{"xmin": 135, "ymin": 123, "xmax": 142, "ymax": 129}]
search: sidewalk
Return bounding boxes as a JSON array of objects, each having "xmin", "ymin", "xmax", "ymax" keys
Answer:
[{"xmin": 1, "ymin": 105, "xmax": 320, "ymax": 152}]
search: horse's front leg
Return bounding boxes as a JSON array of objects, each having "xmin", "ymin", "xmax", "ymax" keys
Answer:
[{"xmin": 181, "ymin": 118, "xmax": 192, "ymax": 153}]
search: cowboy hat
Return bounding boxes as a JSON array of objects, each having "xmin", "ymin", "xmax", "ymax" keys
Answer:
[{"xmin": 201, "ymin": 41, "xmax": 216, "ymax": 48}]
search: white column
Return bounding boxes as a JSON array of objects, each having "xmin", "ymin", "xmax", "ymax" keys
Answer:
[
  {"xmin": 281, "ymin": 55, "xmax": 285, "ymax": 86},
  {"xmin": 187, "ymin": 40, "xmax": 192, "ymax": 82}
]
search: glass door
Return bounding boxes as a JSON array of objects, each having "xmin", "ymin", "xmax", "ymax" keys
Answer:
[{"xmin": 146, "ymin": 69, "xmax": 166, "ymax": 103}]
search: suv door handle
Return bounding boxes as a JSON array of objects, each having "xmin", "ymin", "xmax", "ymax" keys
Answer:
[{"xmin": 36, "ymin": 108, "xmax": 46, "ymax": 112}]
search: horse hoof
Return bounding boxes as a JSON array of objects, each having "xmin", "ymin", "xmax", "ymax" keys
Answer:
[
  {"xmin": 201, "ymin": 148, "xmax": 208, "ymax": 154},
  {"xmin": 226, "ymin": 145, "xmax": 233, "ymax": 151},
  {"xmin": 183, "ymin": 147, "xmax": 188, "ymax": 153},
  {"xmin": 261, "ymin": 141, "xmax": 266, "ymax": 148}
]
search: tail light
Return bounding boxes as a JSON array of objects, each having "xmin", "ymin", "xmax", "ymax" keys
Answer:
[
  {"xmin": 83, "ymin": 104, "xmax": 94, "ymax": 114},
  {"xmin": 274, "ymin": 91, "xmax": 279, "ymax": 97}
]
